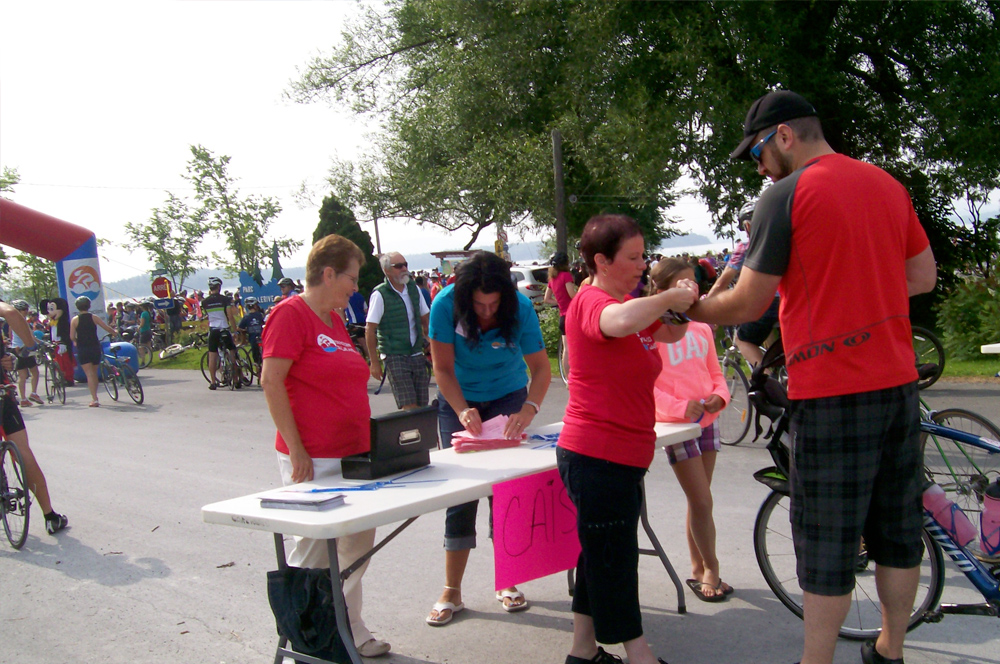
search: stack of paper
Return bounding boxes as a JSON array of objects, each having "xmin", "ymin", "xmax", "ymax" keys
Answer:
[
  {"xmin": 452, "ymin": 415, "xmax": 525, "ymax": 453},
  {"xmin": 260, "ymin": 491, "xmax": 346, "ymax": 512}
]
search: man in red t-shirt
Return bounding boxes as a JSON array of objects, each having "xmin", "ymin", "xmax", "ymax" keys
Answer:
[{"xmin": 689, "ymin": 91, "xmax": 937, "ymax": 664}]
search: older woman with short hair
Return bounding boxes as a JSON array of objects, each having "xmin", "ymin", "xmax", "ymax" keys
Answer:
[
  {"xmin": 558, "ymin": 215, "xmax": 699, "ymax": 664},
  {"xmin": 426, "ymin": 251, "xmax": 551, "ymax": 626},
  {"xmin": 261, "ymin": 234, "xmax": 391, "ymax": 658}
]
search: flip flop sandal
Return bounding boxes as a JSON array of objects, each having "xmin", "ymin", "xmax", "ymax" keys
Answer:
[
  {"xmin": 426, "ymin": 600, "xmax": 464, "ymax": 626},
  {"xmin": 718, "ymin": 579, "xmax": 735, "ymax": 596},
  {"xmin": 496, "ymin": 589, "xmax": 529, "ymax": 612},
  {"xmin": 685, "ymin": 578, "xmax": 728, "ymax": 603}
]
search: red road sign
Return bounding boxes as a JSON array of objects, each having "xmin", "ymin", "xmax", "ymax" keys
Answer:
[{"xmin": 151, "ymin": 276, "xmax": 172, "ymax": 299}]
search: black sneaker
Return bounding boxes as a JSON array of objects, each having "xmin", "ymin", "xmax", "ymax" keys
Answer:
[
  {"xmin": 45, "ymin": 512, "xmax": 68, "ymax": 535},
  {"xmin": 565, "ymin": 647, "xmax": 623, "ymax": 664},
  {"xmin": 861, "ymin": 640, "xmax": 903, "ymax": 664},
  {"xmin": 208, "ymin": 382, "xmax": 218, "ymax": 390}
]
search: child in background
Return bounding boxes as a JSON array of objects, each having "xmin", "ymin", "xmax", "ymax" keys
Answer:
[{"xmin": 650, "ymin": 257, "xmax": 733, "ymax": 602}]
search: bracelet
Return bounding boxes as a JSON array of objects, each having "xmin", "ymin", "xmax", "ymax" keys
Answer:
[{"xmin": 524, "ymin": 400, "xmax": 540, "ymax": 414}]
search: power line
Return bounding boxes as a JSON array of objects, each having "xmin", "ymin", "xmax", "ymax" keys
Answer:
[{"xmin": 18, "ymin": 182, "xmax": 304, "ymax": 192}]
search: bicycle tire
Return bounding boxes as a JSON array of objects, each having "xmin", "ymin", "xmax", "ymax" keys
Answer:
[
  {"xmin": 1, "ymin": 441, "xmax": 31, "ymax": 549},
  {"xmin": 718, "ymin": 360, "xmax": 752, "ymax": 445},
  {"xmin": 237, "ymin": 346, "xmax": 259, "ymax": 385},
  {"xmin": 55, "ymin": 371, "xmax": 66, "ymax": 405},
  {"xmin": 912, "ymin": 326, "xmax": 944, "ymax": 390},
  {"xmin": 121, "ymin": 364, "xmax": 144, "ymax": 405},
  {"xmin": 137, "ymin": 345, "xmax": 153, "ymax": 369},
  {"xmin": 44, "ymin": 362, "xmax": 56, "ymax": 403},
  {"xmin": 200, "ymin": 351, "xmax": 212, "ymax": 383},
  {"xmin": 557, "ymin": 336, "xmax": 570, "ymax": 386},
  {"xmin": 753, "ymin": 490, "xmax": 944, "ymax": 640},
  {"xmin": 921, "ymin": 408, "xmax": 1000, "ymax": 515},
  {"xmin": 104, "ymin": 365, "xmax": 119, "ymax": 401}
]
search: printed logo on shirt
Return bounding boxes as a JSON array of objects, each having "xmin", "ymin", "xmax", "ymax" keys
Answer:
[
  {"xmin": 638, "ymin": 333, "xmax": 657, "ymax": 351},
  {"xmin": 317, "ymin": 333, "xmax": 355, "ymax": 353},
  {"xmin": 664, "ymin": 331, "xmax": 708, "ymax": 366},
  {"xmin": 490, "ymin": 340, "xmax": 518, "ymax": 350}
]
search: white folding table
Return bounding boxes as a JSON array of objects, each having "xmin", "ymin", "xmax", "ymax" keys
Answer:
[{"xmin": 202, "ymin": 421, "xmax": 700, "ymax": 664}]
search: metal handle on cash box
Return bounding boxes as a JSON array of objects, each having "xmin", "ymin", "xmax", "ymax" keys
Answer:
[{"xmin": 399, "ymin": 429, "xmax": 422, "ymax": 446}]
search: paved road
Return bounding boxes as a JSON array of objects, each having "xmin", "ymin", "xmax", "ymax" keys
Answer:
[{"xmin": 1, "ymin": 371, "xmax": 997, "ymax": 664}]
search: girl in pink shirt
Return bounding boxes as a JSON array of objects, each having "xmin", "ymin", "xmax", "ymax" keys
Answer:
[{"xmin": 651, "ymin": 257, "xmax": 733, "ymax": 602}]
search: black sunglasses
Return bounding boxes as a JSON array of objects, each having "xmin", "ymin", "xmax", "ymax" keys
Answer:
[{"xmin": 391, "ymin": 262, "xmax": 408, "ymax": 269}]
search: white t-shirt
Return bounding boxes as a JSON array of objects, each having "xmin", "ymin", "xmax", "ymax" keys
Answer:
[{"xmin": 366, "ymin": 283, "xmax": 430, "ymax": 348}]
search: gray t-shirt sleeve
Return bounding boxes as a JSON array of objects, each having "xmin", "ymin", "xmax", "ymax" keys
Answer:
[{"xmin": 743, "ymin": 170, "xmax": 803, "ymax": 277}]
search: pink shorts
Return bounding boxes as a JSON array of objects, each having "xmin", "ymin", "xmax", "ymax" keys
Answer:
[{"xmin": 664, "ymin": 421, "xmax": 720, "ymax": 465}]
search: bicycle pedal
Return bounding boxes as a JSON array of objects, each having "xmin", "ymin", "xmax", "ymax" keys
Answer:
[{"xmin": 922, "ymin": 609, "xmax": 944, "ymax": 623}]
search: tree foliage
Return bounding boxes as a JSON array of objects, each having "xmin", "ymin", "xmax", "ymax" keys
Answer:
[
  {"xmin": 124, "ymin": 193, "xmax": 207, "ymax": 294},
  {"xmin": 4, "ymin": 253, "xmax": 59, "ymax": 306},
  {"xmin": 314, "ymin": 194, "xmax": 383, "ymax": 295},
  {"xmin": 184, "ymin": 145, "xmax": 302, "ymax": 277},
  {"xmin": 291, "ymin": 0, "xmax": 1000, "ymax": 320},
  {"xmin": 0, "ymin": 165, "xmax": 19, "ymax": 277}
]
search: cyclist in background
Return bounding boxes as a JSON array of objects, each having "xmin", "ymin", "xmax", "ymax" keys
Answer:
[
  {"xmin": 9, "ymin": 300, "xmax": 42, "ymax": 407},
  {"xmin": 0, "ymin": 300, "xmax": 68, "ymax": 535},
  {"xmin": 238, "ymin": 297, "xmax": 265, "ymax": 366},
  {"xmin": 203, "ymin": 277, "xmax": 241, "ymax": 390}
]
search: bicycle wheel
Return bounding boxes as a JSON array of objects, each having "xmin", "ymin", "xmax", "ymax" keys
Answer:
[
  {"xmin": 753, "ymin": 490, "xmax": 944, "ymax": 640},
  {"xmin": 200, "ymin": 351, "xmax": 212, "ymax": 383},
  {"xmin": 121, "ymin": 365, "xmax": 144, "ymax": 405},
  {"xmin": 137, "ymin": 344, "xmax": 153, "ymax": 369},
  {"xmin": 921, "ymin": 408, "xmax": 1000, "ymax": 515},
  {"xmin": 103, "ymin": 364, "xmax": 119, "ymax": 401},
  {"xmin": 1, "ymin": 441, "xmax": 31, "ymax": 549},
  {"xmin": 44, "ymin": 362, "xmax": 56, "ymax": 403},
  {"xmin": 912, "ymin": 326, "xmax": 944, "ymax": 390},
  {"xmin": 557, "ymin": 336, "xmax": 570, "ymax": 386},
  {"xmin": 237, "ymin": 346, "xmax": 258, "ymax": 385},
  {"xmin": 718, "ymin": 360, "xmax": 752, "ymax": 445},
  {"xmin": 54, "ymin": 370, "xmax": 66, "ymax": 405}
]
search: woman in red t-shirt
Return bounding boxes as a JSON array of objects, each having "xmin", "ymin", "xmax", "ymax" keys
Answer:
[
  {"xmin": 558, "ymin": 215, "xmax": 698, "ymax": 664},
  {"xmin": 542, "ymin": 251, "xmax": 578, "ymax": 377},
  {"xmin": 261, "ymin": 234, "xmax": 391, "ymax": 658}
]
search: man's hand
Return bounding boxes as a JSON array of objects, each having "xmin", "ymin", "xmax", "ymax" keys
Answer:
[{"xmin": 370, "ymin": 360, "xmax": 383, "ymax": 382}]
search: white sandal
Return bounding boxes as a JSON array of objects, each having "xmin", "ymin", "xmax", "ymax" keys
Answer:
[
  {"xmin": 426, "ymin": 600, "xmax": 465, "ymax": 626},
  {"xmin": 496, "ymin": 589, "xmax": 529, "ymax": 613}
]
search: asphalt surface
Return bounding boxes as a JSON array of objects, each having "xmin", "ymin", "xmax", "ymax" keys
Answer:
[{"xmin": 1, "ymin": 370, "xmax": 998, "ymax": 664}]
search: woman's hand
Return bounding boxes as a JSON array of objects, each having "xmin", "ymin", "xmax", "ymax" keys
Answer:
[
  {"xmin": 684, "ymin": 400, "xmax": 706, "ymax": 421},
  {"xmin": 503, "ymin": 406, "xmax": 535, "ymax": 439},
  {"xmin": 668, "ymin": 279, "xmax": 700, "ymax": 312},
  {"xmin": 459, "ymin": 407, "xmax": 482, "ymax": 436},
  {"xmin": 289, "ymin": 446, "xmax": 314, "ymax": 484},
  {"xmin": 703, "ymin": 394, "xmax": 726, "ymax": 414}
]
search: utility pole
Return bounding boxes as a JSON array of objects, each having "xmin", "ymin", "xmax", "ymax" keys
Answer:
[{"xmin": 552, "ymin": 130, "xmax": 567, "ymax": 254}]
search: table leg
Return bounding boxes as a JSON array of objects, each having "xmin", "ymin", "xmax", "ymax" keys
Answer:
[{"xmin": 637, "ymin": 478, "xmax": 687, "ymax": 615}]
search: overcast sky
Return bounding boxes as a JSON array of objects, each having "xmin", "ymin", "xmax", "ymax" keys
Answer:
[{"xmin": 1, "ymin": 0, "xmax": 719, "ymax": 284}]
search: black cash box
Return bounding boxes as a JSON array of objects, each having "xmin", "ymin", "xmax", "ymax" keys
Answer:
[{"xmin": 341, "ymin": 404, "xmax": 439, "ymax": 480}]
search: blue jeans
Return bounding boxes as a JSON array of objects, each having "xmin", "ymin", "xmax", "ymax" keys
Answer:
[{"xmin": 437, "ymin": 387, "xmax": 527, "ymax": 550}]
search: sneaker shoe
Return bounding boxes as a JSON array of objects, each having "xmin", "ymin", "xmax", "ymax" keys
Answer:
[
  {"xmin": 45, "ymin": 512, "xmax": 68, "ymax": 535},
  {"xmin": 234, "ymin": 380, "xmax": 242, "ymax": 389},
  {"xmin": 566, "ymin": 647, "xmax": 624, "ymax": 664},
  {"xmin": 208, "ymin": 382, "xmax": 218, "ymax": 391},
  {"xmin": 356, "ymin": 638, "xmax": 391, "ymax": 657},
  {"xmin": 861, "ymin": 640, "xmax": 903, "ymax": 664},
  {"xmin": 19, "ymin": 399, "xmax": 32, "ymax": 407},
  {"xmin": 29, "ymin": 393, "xmax": 43, "ymax": 404}
]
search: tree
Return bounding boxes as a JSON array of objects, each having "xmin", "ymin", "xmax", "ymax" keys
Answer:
[
  {"xmin": 0, "ymin": 166, "xmax": 19, "ymax": 277},
  {"xmin": 124, "ymin": 193, "xmax": 207, "ymax": 294},
  {"xmin": 314, "ymin": 194, "xmax": 382, "ymax": 295},
  {"xmin": 5, "ymin": 252, "xmax": 59, "ymax": 306},
  {"xmin": 291, "ymin": 0, "xmax": 1000, "ymax": 323},
  {"xmin": 184, "ymin": 145, "xmax": 302, "ymax": 277}
]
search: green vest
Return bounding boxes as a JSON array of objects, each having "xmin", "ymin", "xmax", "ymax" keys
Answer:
[{"xmin": 374, "ymin": 279, "xmax": 424, "ymax": 355}]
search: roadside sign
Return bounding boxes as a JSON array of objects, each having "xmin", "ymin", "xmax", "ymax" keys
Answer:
[
  {"xmin": 151, "ymin": 276, "xmax": 172, "ymax": 298},
  {"xmin": 153, "ymin": 298, "xmax": 174, "ymax": 310}
]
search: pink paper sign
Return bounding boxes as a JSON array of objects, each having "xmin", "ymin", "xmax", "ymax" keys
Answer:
[{"xmin": 492, "ymin": 468, "xmax": 580, "ymax": 590}]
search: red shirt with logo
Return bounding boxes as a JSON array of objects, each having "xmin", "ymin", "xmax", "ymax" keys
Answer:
[
  {"xmin": 559, "ymin": 285, "xmax": 663, "ymax": 468},
  {"xmin": 262, "ymin": 295, "xmax": 370, "ymax": 458}
]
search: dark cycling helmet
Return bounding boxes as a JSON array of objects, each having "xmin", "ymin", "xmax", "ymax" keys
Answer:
[
  {"xmin": 11, "ymin": 299, "xmax": 29, "ymax": 311},
  {"xmin": 738, "ymin": 200, "xmax": 756, "ymax": 225},
  {"xmin": 549, "ymin": 251, "xmax": 569, "ymax": 267},
  {"xmin": 278, "ymin": 277, "xmax": 294, "ymax": 288},
  {"xmin": 208, "ymin": 276, "xmax": 223, "ymax": 289},
  {"xmin": 244, "ymin": 297, "xmax": 258, "ymax": 307},
  {"xmin": 75, "ymin": 296, "xmax": 92, "ymax": 310}
]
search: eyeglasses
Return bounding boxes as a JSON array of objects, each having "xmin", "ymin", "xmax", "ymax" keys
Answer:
[
  {"xmin": 749, "ymin": 130, "xmax": 777, "ymax": 163},
  {"xmin": 391, "ymin": 262, "xmax": 408, "ymax": 270},
  {"xmin": 342, "ymin": 273, "xmax": 359, "ymax": 286}
]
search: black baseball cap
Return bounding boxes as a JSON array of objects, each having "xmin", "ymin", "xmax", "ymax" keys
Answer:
[{"xmin": 730, "ymin": 90, "xmax": 818, "ymax": 160}]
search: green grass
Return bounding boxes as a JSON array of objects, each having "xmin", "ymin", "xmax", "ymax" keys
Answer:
[
  {"xmin": 151, "ymin": 348, "xmax": 205, "ymax": 371},
  {"xmin": 941, "ymin": 357, "xmax": 1000, "ymax": 380}
]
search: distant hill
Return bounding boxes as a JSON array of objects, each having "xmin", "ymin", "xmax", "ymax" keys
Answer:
[{"xmin": 102, "ymin": 233, "xmax": 721, "ymax": 300}]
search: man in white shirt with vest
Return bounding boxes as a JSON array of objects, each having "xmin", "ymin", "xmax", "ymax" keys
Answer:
[{"xmin": 366, "ymin": 253, "xmax": 430, "ymax": 410}]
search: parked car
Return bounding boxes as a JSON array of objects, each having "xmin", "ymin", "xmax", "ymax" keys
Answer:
[{"xmin": 510, "ymin": 263, "xmax": 549, "ymax": 307}]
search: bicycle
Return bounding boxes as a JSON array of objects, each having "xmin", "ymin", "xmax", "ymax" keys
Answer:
[
  {"xmin": 0, "ymin": 384, "xmax": 31, "ymax": 549},
  {"xmin": 99, "ymin": 347, "xmax": 145, "ymax": 404},
  {"xmin": 200, "ymin": 346, "xmax": 249, "ymax": 390},
  {"xmin": 37, "ymin": 341, "xmax": 66, "ymax": 405},
  {"xmin": 749, "ymin": 343, "xmax": 1000, "ymax": 639},
  {"xmin": 236, "ymin": 343, "xmax": 261, "ymax": 386},
  {"xmin": 716, "ymin": 326, "xmax": 752, "ymax": 445},
  {"xmin": 913, "ymin": 326, "xmax": 945, "ymax": 390},
  {"xmin": 159, "ymin": 331, "xmax": 208, "ymax": 360},
  {"xmin": 556, "ymin": 334, "xmax": 570, "ymax": 386}
]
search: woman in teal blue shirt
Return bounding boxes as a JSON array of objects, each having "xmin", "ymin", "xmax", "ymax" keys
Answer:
[{"xmin": 425, "ymin": 252, "xmax": 551, "ymax": 626}]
